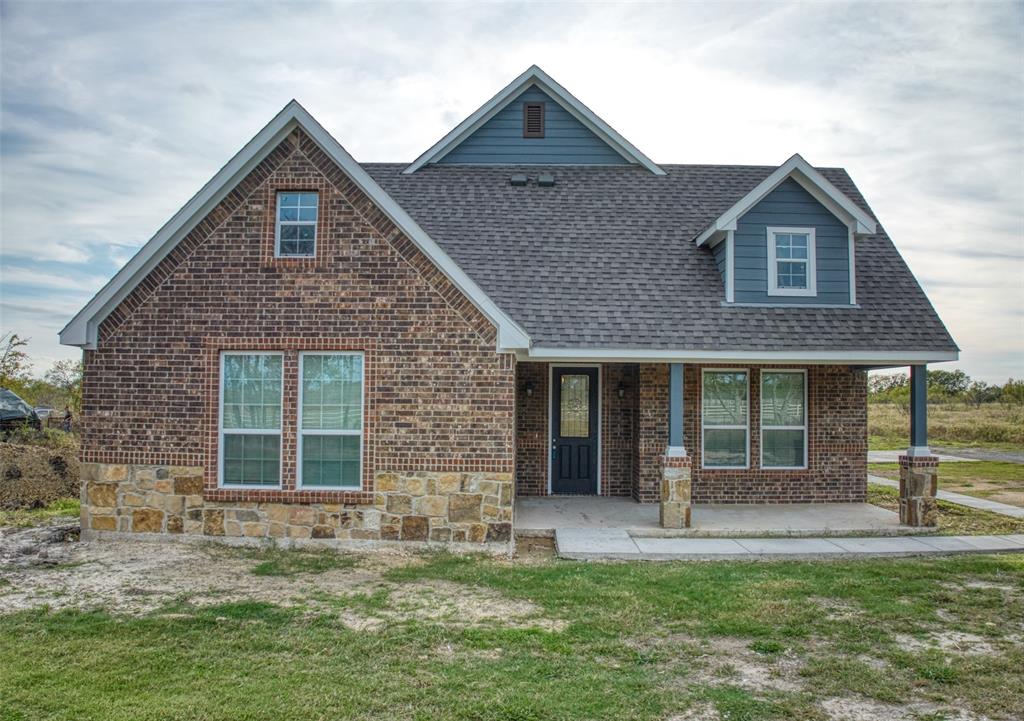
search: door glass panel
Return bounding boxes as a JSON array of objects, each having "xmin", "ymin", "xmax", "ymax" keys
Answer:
[{"xmin": 560, "ymin": 374, "xmax": 590, "ymax": 438}]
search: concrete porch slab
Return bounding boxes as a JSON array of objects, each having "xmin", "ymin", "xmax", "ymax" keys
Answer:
[{"xmin": 515, "ymin": 496, "xmax": 925, "ymax": 538}]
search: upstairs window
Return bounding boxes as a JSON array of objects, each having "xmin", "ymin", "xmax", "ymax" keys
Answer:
[
  {"xmin": 767, "ymin": 227, "xmax": 816, "ymax": 296},
  {"xmin": 275, "ymin": 192, "xmax": 318, "ymax": 257},
  {"xmin": 523, "ymin": 102, "xmax": 545, "ymax": 138}
]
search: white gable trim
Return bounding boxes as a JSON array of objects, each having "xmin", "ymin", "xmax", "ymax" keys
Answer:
[
  {"xmin": 694, "ymin": 154, "xmax": 877, "ymax": 247},
  {"xmin": 59, "ymin": 101, "xmax": 531, "ymax": 351},
  {"xmin": 402, "ymin": 65, "xmax": 666, "ymax": 176}
]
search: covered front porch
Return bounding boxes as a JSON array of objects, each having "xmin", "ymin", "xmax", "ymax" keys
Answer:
[{"xmin": 515, "ymin": 360, "xmax": 939, "ymax": 531}]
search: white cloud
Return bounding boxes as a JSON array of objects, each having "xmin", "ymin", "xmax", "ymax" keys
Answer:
[{"xmin": 0, "ymin": 0, "xmax": 1021, "ymax": 382}]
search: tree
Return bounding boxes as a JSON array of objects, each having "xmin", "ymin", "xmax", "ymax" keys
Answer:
[
  {"xmin": 927, "ymin": 369, "xmax": 971, "ymax": 398},
  {"xmin": 1003, "ymin": 378, "xmax": 1024, "ymax": 407},
  {"xmin": 965, "ymin": 380, "xmax": 1000, "ymax": 407},
  {"xmin": 0, "ymin": 332, "xmax": 32, "ymax": 394},
  {"xmin": 44, "ymin": 358, "xmax": 84, "ymax": 412}
]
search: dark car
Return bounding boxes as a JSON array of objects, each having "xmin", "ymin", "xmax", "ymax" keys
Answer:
[{"xmin": 0, "ymin": 388, "xmax": 42, "ymax": 433}]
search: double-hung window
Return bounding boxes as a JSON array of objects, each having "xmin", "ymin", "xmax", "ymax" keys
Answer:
[
  {"xmin": 298, "ymin": 352, "xmax": 363, "ymax": 488},
  {"xmin": 275, "ymin": 192, "xmax": 318, "ymax": 257},
  {"xmin": 761, "ymin": 370, "xmax": 807, "ymax": 469},
  {"xmin": 220, "ymin": 353, "xmax": 283, "ymax": 487},
  {"xmin": 767, "ymin": 227, "xmax": 816, "ymax": 296},
  {"xmin": 701, "ymin": 370, "xmax": 749, "ymax": 468}
]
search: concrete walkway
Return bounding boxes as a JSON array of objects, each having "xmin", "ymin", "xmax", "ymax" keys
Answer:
[
  {"xmin": 554, "ymin": 528, "xmax": 1024, "ymax": 561},
  {"xmin": 867, "ymin": 450, "xmax": 978, "ymax": 463},
  {"xmin": 869, "ymin": 475, "xmax": 1024, "ymax": 519}
]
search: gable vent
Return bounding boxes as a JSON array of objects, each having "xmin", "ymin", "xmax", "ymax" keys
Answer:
[{"xmin": 523, "ymin": 102, "xmax": 545, "ymax": 138}]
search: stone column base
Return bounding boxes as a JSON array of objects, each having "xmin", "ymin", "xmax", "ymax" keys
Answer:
[
  {"xmin": 660, "ymin": 454, "xmax": 692, "ymax": 528},
  {"xmin": 899, "ymin": 455, "xmax": 938, "ymax": 527}
]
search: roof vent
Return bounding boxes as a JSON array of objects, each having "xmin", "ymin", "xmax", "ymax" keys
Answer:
[
  {"xmin": 537, "ymin": 174, "xmax": 555, "ymax": 187},
  {"xmin": 509, "ymin": 174, "xmax": 528, "ymax": 187},
  {"xmin": 523, "ymin": 102, "xmax": 545, "ymax": 138}
]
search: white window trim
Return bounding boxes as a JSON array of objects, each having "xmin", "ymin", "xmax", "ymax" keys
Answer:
[
  {"xmin": 274, "ymin": 191, "xmax": 318, "ymax": 258},
  {"xmin": 218, "ymin": 351, "xmax": 284, "ymax": 489},
  {"xmin": 766, "ymin": 226, "xmax": 817, "ymax": 297},
  {"xmin": 297, "ymin": 351, "xmax": 365, "ymax": 491},
  {"xmin": 759, "ymin": 369, "xmax": 809, "ymax": 470},
  {"xmin": 700, "ymin": 368, "xmax": 750, "ymax": 470}
]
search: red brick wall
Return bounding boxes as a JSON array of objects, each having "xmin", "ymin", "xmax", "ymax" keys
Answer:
[
  {"xmin": 81, "ymin": 128, "xmax": 515, "ymax": 503},
  {"xmin": 601, "ymin": 364, "xmax": 637, "ymax": 497},
  {"xmin": 687, "ymin": 364, "xmax": 867, "ymax": 504},
  {"xmin": 635, "ymin": 363, "xmax": 668, "ymax": 502},
  {"xmin": 514, "ymin": 362, "xmax": 548, "ymax": 496}
]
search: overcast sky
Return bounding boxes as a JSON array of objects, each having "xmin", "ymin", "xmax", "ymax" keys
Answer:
[{"xmin": 1, "ymin": 1, "xmax": 1021, "ymax": 382}]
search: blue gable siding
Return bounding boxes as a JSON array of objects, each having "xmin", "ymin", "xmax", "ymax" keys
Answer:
[
  {"xmin": 733, "ymin": 178, "xmax": 851, "ymax": 305},
  {"xmin": 712, "ymin": 238, "xmax": 727, "ymax": 281},
  {"xmin": 437, "ymin": 86, "xmax": 630, "ymax": 166}
]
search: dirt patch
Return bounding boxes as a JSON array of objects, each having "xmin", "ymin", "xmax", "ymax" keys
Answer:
[
  {"xmin": 896, "ymin": 631, "xmax": 1006, "ymax": 656},
  {"xmin": 0, "ymin": 538, "xmax": 563, "ymax": 632},
  {"xmin": 820, "ymin": 696, "xmax": 995, "ymax": 721},
  {"xmin": 809, "ymin": 596, "xmax": 863, "ymax": 621}
]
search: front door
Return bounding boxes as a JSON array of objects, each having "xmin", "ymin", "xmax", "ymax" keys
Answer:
[{"xmin": 551, "ymin": 367, "xmax": 599, "ymax": 494}]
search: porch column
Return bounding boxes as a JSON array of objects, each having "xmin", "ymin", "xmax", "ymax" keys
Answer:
[
  {"xmin": 661, "ymin": 362, "xmax": 692, "ymax": 528},
  {"xmin": 899, "ymin": 365, "xmax": 938, "ymax": 527}
]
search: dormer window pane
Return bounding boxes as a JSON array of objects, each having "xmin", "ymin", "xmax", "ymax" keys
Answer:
[
  {"xmin": 276, "ymin": 191, "xmax": 318, "ymax": 257},
  {"xmin": 767, "ymin": 227, "xmax": 817, "ymax": 297}
]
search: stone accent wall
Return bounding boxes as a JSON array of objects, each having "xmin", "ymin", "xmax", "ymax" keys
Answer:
[
  {"xmin": 898, "ymin": 455, "xmax": 938, "ymax": 527},
  {"xmin": 82, "ymin": 463, "xmax": 513, "ymax": 546},
  {"xmin": 688, "ymin": 364, "xmax": 868, "ymax": 504}
]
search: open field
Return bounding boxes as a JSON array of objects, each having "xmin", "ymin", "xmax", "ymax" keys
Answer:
[
  {"xmin": 1, "ymin": 535, "xmax": 1023, "ymax": 721},
  {"xmin": 868, "ymin": 403, "xmax": 1024, "ymax": 453},
  {"xmin": 870, "ymin": 462, "xmax": 1024, "ymax": 509}
]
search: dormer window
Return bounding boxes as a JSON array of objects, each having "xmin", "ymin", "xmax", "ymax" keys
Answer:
[
  {"xmin": 523, "ymin": 102, "xmax": 545, "ymax": 138},
  {"xmin": 767, "ymin": 227, "xmax": 816, "ymax": 296},
  {"xmin": 275, "ymin": 192, "xmax": 318, "ymax": 257}
]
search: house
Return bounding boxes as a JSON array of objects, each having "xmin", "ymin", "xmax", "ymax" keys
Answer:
[{"xmin": 62, "ymin": 66, "xmax": 957, "ymax": 549}]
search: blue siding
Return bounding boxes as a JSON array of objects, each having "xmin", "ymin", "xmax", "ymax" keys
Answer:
[
  {"xmin": 712, "ymin": 238, "xmax": 727, "ymax": 282},
  {"xmin": 733, "ymin": 178, "xmax": 851, "ymax": 305},
  {"xmin": 438, "ymin": 86, "xmax": 630, "ymax": 166}
]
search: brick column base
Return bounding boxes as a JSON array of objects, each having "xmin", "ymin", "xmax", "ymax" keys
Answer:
[
  {"xmin": 899, "ymin": 455, "xmax": 938, "ymax": 527},
  {"xmin": 660, "ymin": 454, "xmax": 692, "ymax": 528}
]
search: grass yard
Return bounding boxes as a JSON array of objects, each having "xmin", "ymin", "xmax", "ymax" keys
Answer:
[
  {"xmin": 868, "ymin": 403, "xmax": 1024, "ymax": 453},
  {"xmin": 1, "ymin": 542, "xmax": 1023, "ymax": 721},
  {"xmin": 870, "ymin": 461, "xmax": 1024, "ymax": 509},
  {"xmin": 867, "ymin": 482, "xmax": 1024, "ymax": 537}
]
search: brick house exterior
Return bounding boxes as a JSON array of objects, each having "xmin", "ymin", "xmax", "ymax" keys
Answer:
[{"xmin": 63, "ymin": 67, "xmax": 957, "ymax": 548}]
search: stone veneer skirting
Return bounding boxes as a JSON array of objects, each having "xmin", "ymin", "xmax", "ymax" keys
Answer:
[{"xmin": 81, "ymin": 463, "xmax": 514, "ymax": 550}]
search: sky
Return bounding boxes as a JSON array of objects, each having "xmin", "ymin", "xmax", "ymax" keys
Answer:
[{"xmin": 1, "ymin": 0, "xmax": 1021, "ymax": 383}]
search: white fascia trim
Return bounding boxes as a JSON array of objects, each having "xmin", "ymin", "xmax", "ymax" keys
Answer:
[
  {"xmin": 403, "ymin": 65, "xmax": 665, "ymax": 176},
  {"xmin": 523, "ymin": 347, "xmax": 959, "ymax": 365},
  {"xmin": 694, "ymin": 154, "xmax": 877, "ymax": 247},
  {"xmin": 60, "ymin": 100, "xmax": 530, "ymax": 352}
]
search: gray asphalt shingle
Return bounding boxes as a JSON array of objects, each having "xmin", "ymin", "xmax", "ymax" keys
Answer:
[{"xmin": 362, "ymin": 162, "xmax": 957, "ymax": 353}]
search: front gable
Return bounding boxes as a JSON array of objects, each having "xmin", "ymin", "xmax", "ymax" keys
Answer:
[{"xmin": 437, "ymin": 85, "xmax": 630, "ymax": 166}]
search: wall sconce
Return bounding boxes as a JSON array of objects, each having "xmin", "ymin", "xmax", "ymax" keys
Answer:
[
  {"xmin": 523, "ymin": 381, "xmax": 535, "ymax": 397},
  {"xmin": 617, "ymin": 381, "xmax": 627, "ymax": 399}
]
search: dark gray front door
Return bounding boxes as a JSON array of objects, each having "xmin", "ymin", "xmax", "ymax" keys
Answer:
[{"xmin": 551, "ymin": 367, "xmax": 599, "ymax": 494}]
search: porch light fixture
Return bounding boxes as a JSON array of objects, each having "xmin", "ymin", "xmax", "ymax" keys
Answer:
[
  {"xmin": 617, "ymin": 381, "xmax": 627, "ymax": 399},
  {"xmin": 523, "ymin": 381, "xmax": 535, "ymax": 397}
]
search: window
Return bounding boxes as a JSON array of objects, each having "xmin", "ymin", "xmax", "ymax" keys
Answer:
[
  {"xmin": 702, "ymin": 370, "xmax": 749, "ymax": 468},
  {"xmin": 761, "ymin": 371, "xmax": 807, "ymax": 469},
  {"xmin": 220, "ymin": 353, "xmax": 283, "ymax": 487},
  {"xmin": 298, "ymin": 352, "xmax": 363, "ymax": 488},
  {"xmin": 523, "ymin": 102, "xmax": 545, "ymax": 138},
  {"xmin": 767, "ymin": 226, "xmax": 816, "ymax": 296},
  {"xmin": 275, "ymin": 192, "xmax": 318, "ymax": 257}
]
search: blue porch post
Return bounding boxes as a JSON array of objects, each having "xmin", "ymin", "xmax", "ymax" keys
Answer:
[
  {"xmin": 900, "ymin": 364, "xmax": 938, "ymax": 526},
  {"xmin": 909, "ymin": 364, "xmax": 929, "ymax": 455},
  {"xmin": 668, "ymin": 362, "xmax": 685, "ymax": 455}
]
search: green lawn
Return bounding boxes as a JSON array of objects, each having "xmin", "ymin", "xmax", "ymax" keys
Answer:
[
  {"xmin": 2, "ymin": 548, "xmax": 1023, "ymax": 720},
  {"xmin": 0, "ymin": 499, "xmax": 80, "ymax": 528},
  {"xmin": 870, "ymin": 461, "xmax": 1024, "ymax": 509}
]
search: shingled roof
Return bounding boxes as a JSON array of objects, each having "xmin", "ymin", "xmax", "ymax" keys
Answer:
[{"xmin": 363, "ymin": 162, "xmax": 957, "ymax": 356}]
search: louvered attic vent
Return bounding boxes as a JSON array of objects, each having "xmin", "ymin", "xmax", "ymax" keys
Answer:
[{"xmin": 523, "ymin": 102, "xmax": 545, "ymax": 138}]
